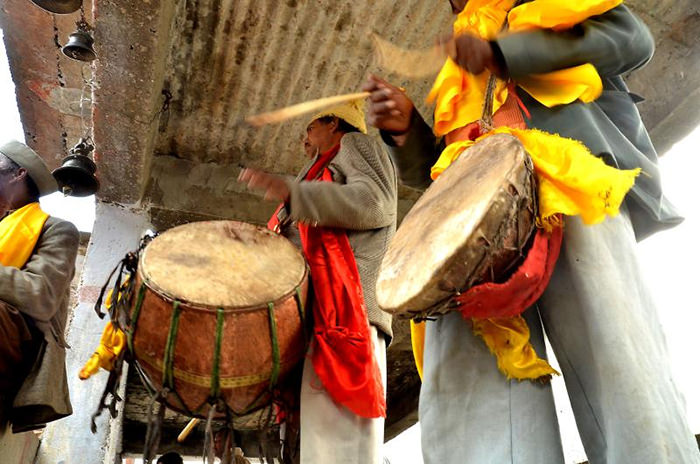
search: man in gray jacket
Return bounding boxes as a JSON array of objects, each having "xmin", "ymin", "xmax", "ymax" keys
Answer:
[
  {"xmin": 364, "ymin": 1, "xmax": 698, "ymax": 463},
  {"xmin": 239, "ymin": 100, "xmax": 397, "ymax": 464},
  {"xmin": 0, "ymin": 141, "xmax": 79, "ymax": 433}
]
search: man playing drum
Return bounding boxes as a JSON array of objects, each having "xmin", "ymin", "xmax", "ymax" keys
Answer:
[
  {"xmin": 0, "ymin": 141, "xmax": 79, "ymax": 432},
  {"xmin": 239, "ymin": 99, "xmax": 398, "ymax": 464},
  {"xmin": 364, "ymin": 1, "xmax": 699, "ymax": 463}
]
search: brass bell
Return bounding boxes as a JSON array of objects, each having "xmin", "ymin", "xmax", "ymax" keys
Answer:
[
  {"xmin": 53, "ymin": 138, "xmax": 100, "ymax": 197},
  {"xmin": 28, "ymin": 0, "xmax": 81, "ymax": 14},
  {"xmin": 62, "ymin": 30, "xmax": 97, "ymax": 62}
]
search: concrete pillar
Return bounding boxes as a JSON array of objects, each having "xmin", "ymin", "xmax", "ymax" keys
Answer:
[{"xmin": 35, "ymin": 202, "xmax": 151, "ymax": 464}]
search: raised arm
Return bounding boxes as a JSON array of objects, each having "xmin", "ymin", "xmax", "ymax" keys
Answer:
[
  {"xmin": 496, "ymin": 5, "xmax": 654, "ymax": 79},
  {"xmin": 287, "ymin": 133, "xmax": 397, "ymax": 230}
]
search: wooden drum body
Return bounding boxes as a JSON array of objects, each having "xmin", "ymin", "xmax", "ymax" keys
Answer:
[
  {"xmin": 129, "ymin": 221, "xmax": 308, "ymax": 418},
  {"xmin": 377, "ymin": 134, "xmax": 536, "ymax": 318}
]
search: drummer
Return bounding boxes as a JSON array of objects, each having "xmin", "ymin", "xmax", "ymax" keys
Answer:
[
  {"xmin": 363, "ymin": 1, "xmax": 698, "ymax": 464},
  {"xmin": 239, "ymin": 99, "xmax": 398, "ymax": 464}
]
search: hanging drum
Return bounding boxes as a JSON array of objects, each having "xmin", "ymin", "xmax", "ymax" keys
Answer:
[
  {"xmin": 376, "ymin": 134, "xmax": 537, "ymax": 319},
  {"xmin": 128, "ymin": 221, "xmax": 308, "ymax": 418}
]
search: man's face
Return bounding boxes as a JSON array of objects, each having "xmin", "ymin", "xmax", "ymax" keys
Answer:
[
  {"xmin": 448, "ymin": 0, "xmax": 467, "ymax": 14},
  {"xmin": 0, "ymin": 156, "xmax": 20, "ymax": 204},
  {"xmin": 303, "ymin": 118, "xmax": 337, "ymax": 157}
]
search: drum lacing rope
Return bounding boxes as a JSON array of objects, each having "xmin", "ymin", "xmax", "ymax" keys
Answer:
[
  {"xmin": 143, "ymin": 387, "xmax": 169, "ymax": 464},
  {"xmin": 267, "ymin": 302, "xmax": 282, "ymax": 387},
  {"xmin": 478, "ymin": 0, "xmax": 526, "ymax": 133}
]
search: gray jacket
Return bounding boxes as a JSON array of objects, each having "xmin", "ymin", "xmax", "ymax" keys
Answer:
[
  {"xmin": 283, "ymin": 132, "xmax": 398, "ymax": 340},
  {"xmin": 0, "ymin": 216, "xmax": 79, "ymax": 431},
  {"xmin": 385, "ymin": 5, "xmax": 681, "ymax": 241}
]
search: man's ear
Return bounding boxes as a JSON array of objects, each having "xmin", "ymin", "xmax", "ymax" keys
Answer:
[
  {"xmin": 331, "ymin": 117, "xmax": 340, "ymax": 133},
  {"xmin": 13, "ymin": 167, "xmax": 28, "ymax": 183}
]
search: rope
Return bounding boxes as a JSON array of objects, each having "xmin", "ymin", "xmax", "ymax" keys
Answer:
[
  {"xmin": 267, "ymin": 303, "xmax": 281, "ymax": 388},
  {"xmin": 163, "ymin": 301, "xmax": 182, "ymax": 390},
  {"xmin": 211, "ymin": 308, "xmax": 225, "ymax": 399}
]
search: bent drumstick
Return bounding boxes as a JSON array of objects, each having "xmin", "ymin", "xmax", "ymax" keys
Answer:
[
  {"xmin": 371, "ymin": 33, "xmax": 453, "ymax": 78},
  {"xmin": 245, "ymin": 91, "xmax": 370, "ymax": 127}
]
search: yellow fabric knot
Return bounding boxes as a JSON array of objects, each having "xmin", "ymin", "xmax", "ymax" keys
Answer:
[{"xmin": 79, "ymin": 321, "xmax": 126, "ymax": 380}]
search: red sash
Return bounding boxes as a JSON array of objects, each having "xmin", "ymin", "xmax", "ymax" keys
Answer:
[{"xmin": 269, "ymin": 145, "xmax": 386, "ymax": 419}]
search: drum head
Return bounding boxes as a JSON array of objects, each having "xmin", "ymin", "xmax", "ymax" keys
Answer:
[
  {"xmin": 377, "ymin": 134, "xmax": 531, "ymax": 315},
  {"xmin": 140, "ymin": 221, "xmax": 306, "ymax": 309}
]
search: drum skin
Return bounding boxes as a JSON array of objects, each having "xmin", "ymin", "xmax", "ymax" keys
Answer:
[
  {"xmin": 130, "ymin": 221, "xmax": 308, "ymax": 418},
  {"xmin": 377, "ymin": 134, "xmax": 536, "ymax": 318}
]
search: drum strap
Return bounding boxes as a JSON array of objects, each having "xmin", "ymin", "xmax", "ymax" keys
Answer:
[
  {"xmin": 210, "ymin": 308, "xmax": 225, "ymax": 399},
  {"xmin": 126, "ymin": 283, "xmax": 147, "ymax": 354},
  {"xmin": 163, "ymin": 301, "xmax": 182, "ymax": 390}
]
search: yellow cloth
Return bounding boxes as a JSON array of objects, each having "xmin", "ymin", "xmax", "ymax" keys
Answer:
[
  {"xmin": 472, "ymin": 317, "xmax": 558, "ymax": 379},
  {"xmin": 411, "ymin": 320, "xmax": 425, "ymax": 379},
  {"xmin": 428, "ymin": 0, "xmax": 622, "ymax": 136},
  {"xmin": 431, "ymin": 127, "xmax": 640, "ymax": 228},
  {"xmin": 411, "ymin": 316, "xmax": 558, "ymax": 381},
  {"xmin": 0, "ymin": 202, "xmax": 50, "ymax": 268},
  {"xmin": 79, "ymin": 277, "xmax": 131, "ymax": 380},
  {"xmin": 79, "ymin": 321, "xmax": 126, "ymax": 380}
]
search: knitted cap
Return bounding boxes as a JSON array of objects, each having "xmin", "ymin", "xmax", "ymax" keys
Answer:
[
  {"xmin": 0, "ymin": 140, "xmax": 58, "ymax": 196},
  {"xmin": 310, "ymin": 98, "xmax": 367, "ymax": 134}
]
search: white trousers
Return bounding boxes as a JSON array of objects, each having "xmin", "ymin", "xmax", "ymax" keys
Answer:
[
  {"xmin": 420, "ymin": 211, "xmax": 700, "ymax": 464},
  {"xmin": 300, "ymin": 325, "xmax": 387, "ymax": 464}
]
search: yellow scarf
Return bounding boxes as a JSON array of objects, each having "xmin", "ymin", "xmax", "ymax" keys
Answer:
[
  {"xmin": 413, "ymin": 0, "xmax": 636, "ymax": 382},
  {"xmin": 0, "ymin": 202, "xmax": 50, "ymax": 268}
]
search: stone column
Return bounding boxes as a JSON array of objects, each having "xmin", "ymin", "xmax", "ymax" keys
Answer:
[{"xmin": 35, "ymin": 202, "xmax": 151, "ymax": 464}]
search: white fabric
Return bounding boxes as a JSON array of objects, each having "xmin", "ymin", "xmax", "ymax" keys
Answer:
[
  {"xmin": 300, "ymin": 325, "xmax": 387, "ymax": 464},
  {"xmin": 420, "ymin": 211, "xmax": 700, "ymax": 464}
]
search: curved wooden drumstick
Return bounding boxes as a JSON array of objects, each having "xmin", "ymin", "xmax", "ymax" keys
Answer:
[{"xmin": 245, "ymin": 92, "xmax": 370, "ymax": 127}]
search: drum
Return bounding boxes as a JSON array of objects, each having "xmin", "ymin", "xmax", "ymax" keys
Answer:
[
  {"xmin": 128, "ymin": 220, "xmax": 308, "ymax": 419},
  {"xmin": 376, "ymin": 134, "xmax": 536, "ymax": 318}
]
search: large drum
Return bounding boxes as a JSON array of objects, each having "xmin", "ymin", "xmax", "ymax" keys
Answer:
[
  {"xmin": 128, "ymin": 221, "xmax": 308, "ymax": 419},
  {"xmin": 377, "ymin": 134, "xmax": 536, "ymax": 318}
]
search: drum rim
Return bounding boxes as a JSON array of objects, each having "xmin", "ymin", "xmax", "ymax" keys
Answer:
[
  {"xmin": 137, "ymin": 263, "xmax": 309, "ymax": 314},
  {"xmin": 139, "ymin": 220, "xmax": 309, "ymax": 311}
]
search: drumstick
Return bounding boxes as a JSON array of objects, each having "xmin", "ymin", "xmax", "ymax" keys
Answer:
[
  {"xmin": 371, "ymin": 33, "xmax": 452, "ymax": 78},
  {"xmin": 177, "ymin": 417, "xmax": 200, "ymax": 443},
  {"xmin": 245, "ymin": 92, "xmax": 371, "ymax": 127}
]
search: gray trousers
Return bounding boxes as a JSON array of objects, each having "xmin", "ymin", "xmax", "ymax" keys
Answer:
[
  {"xmin": 420, "ymin": 211, "xmax": 700, "ymax": 464},
  {"xmin": 300, "ymin": 325, "xmax": 387, "ymax": 464}
]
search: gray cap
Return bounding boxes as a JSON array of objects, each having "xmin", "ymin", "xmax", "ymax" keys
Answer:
[{"xmin": 0, "ymin": 140, "xmax": 58, "ymax": 196}]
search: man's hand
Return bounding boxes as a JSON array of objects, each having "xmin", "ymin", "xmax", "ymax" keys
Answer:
[
  {"xmin": 443, "ymin": 33, "xmax": 507, "ymax": 77},
  {"xmin": 362, "ymin": 75, "xmax": 415, "ymax": 145},
  {"xmin": 238, "ymin": 168, "xmax": 291, "ymax": 202}
]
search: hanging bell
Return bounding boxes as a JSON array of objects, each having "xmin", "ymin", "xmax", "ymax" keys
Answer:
[
  {"xmin": 53, "ymin": 138, "xmax": 100, "ymax": 197},
  {"xmin": 62, "ymin": 30, "xmax": 97, "ymax": 62},
  {"xmin": 28, "ymin": 0, "xmax": 81, "ymax": 14}
]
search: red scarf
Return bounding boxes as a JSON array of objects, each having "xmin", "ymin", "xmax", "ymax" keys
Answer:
[{"xmin": 269, "ymin": 145, "xmax": 386, "ymax": 418}]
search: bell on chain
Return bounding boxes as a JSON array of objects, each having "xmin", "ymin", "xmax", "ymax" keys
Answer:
[
  {"xmin": 28, "ymin": 0, "xmax": 81, "ymax": 14},
  {"xmin": 52, "ymin": 138, "xmax": 100, "ymax": 197},
  {"xmin": 62, "ymin": 30, "xmax": 97, "ymax": 62}
]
